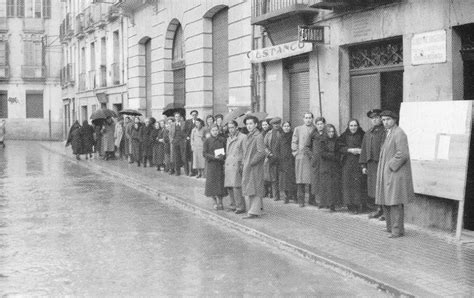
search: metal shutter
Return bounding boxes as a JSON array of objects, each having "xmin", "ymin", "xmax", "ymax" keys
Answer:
[
  {"xmin": 212, "ymin": 8, "xmax": 229, "ymax": 115},
  {"xmin": 288, "ymin": 56, "xmax": 309, "ymax": 126},
  {"xmin": 26, "ymin": 93, "xmax": 44, "ymax": 119},
  {"xmin": 350, "ymin": 74, "xmax": 381, "ymax": 131}
]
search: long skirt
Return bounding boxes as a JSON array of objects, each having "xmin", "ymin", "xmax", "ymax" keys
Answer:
[
  {"xmin": 192, "ymin": 148, "xmax": 205, "ymax": 169},
  {"xmin": 205, "ymin": 160, "xmax": 227, "ymax": 197},
  {"xmin": 153, "ymin": 143, "xmax": 165, "ymax": 166},
  {"xmin": 131, "ymin": 140, "xmax": 142, "ymax": 162}
]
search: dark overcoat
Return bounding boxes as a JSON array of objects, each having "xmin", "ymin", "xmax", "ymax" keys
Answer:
[
  {"xmin": 152, "ymin": 128, "xmax": 165, "ymax": 165},
  {"xmin": 81, "ymin": 121, "xmax": 95, "ymax": 154},
  {"xmin": 130, "ymin": 124, "xmax": 143, "ymax": 162},
  {"xmin": 242, "ymin": 129, "xmax": 266, "ymax": 197},
  {"xmin": 278, "ymin": 131, "xmax": 297, "ymax": 193},
  {"xmin": 141, "ymin": 124, "xmax": 155, "ymax": 158},
  {"xmin": 359, "ymin": 124, "xmax": 385, "ymax": 198},
  {"xmin": 203, "ymin": 135, "xmax": 227, "ymax": 197},
  {"xmin": 224, "ymin": 131, "xmax": 246, "ymax": 188},
  {"xmin": 263, "ymin": 127, "xmax": 283, "ymax": 182},
  {"xmin": 320, "ymin": 136, "xmax": 342, "ymax": 207},
  {"xmin": 124, "ymin": 121, "xmax": 134, "ymax": 156},
  {"xmin": 375, "ymin": 125, "xmax": 414, "ymax": 206},
  {"xmin": 338, "ymin": 128, "xmax": 365, "ymax": 206},
  {"xmin": 101, "ymin": 121, "xmax": 115, "ymax": 153},
  {"xmin": 67, "ymin": 122, "xmax": 82, "ymax": 155},
  {"xmin": 306, "ymin": 129, "xmax": 325, "ymax": 195}
]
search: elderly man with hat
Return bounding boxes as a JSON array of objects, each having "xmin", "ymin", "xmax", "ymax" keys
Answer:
[
  {"xmin": 264, "ymin": 117, "xmax": 283, "ymax": 201},
  {"xmin": 376, "ymin": 110, "xmax": 414, "ymax": 238},
  {"xmin": 359, "ymin": 109, "xmax": 386, "ymax": 219}
]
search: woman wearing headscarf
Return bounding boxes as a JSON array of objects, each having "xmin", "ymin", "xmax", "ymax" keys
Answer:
[
  {"xmin": 338, "ymin": 119, "xmax": 365, "ymax": 214},
  {"xmin": 81, "ymin": 120, "xmax": 95, "ymax": 159},
  {"xmin": 152, "ymin": 120, "xmax": 166, "ymax": 171},
  {"xmin": 66, "ymin": 120, "xmax": 83, "ymax": 160},
  {"xmin": 306, "ymin": 117, "xmax": 326, "ymax": 207},
  {"xmin": 278, "ymin": 121, "xmax": 297, "ymax": 204},
  {"xmin": 130, "ymin": 117, "xmax": 143, "ymax": 167},
  {"xmin": 203, "ymin": 124, "xmax": 227, "ymax": 210},
  {"xmin": 191, "ymin": 118, "xmax": 205, "ymax": 178},
  {"xmin": 141, "ymin": 117, "xmax": 156, "ymax": 167},
  {"xmin": 320, "ymin": 124, "xmax": 341, "ymax": 211}
]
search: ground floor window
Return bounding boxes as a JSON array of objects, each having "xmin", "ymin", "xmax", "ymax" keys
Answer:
[
  {"xmin": 26, "ymin": 91, "xmax": 43, "ymax": 118},
  {"xmin": 0, "ymin": 92, "xmax": 7, "ymax": 118}
]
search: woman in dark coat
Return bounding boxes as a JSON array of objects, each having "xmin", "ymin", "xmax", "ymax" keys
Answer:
[
  {"xmin": 130, "ymin": 118, "xmax": 143, "ymax": 167},
  {"xmin": 81, "ymin": 120, "xmax": 95, "ymax": 159},
  {"xmin": 141, "ymin": 117, "xmax": 156, "ymax": 167},
  {"xmin": 66, "ymin": 120, "xmax": 82, "ymax": 160},
  {"xmin": 306, "ymin": 117, "xmax": 326, "ymax": 206},
  {"xmin": 261, "ymin": 119, "xmax": 273, "ymax": 198},
  {"xmin": 152, "ymin": 120, "xmax": 166, "ymax": 171},
  {"xmin": 93, "ymin": 123, "xmax": 102, "ymax": 158},
  {"xmin": 320, "ymin": 124, "xmax": 342, "ymax": 211},
  {"xmin": 278, "ymin": 121, "xmax": 297, "ymax": 204},
  {"xmin": 203, "ymin": 124, "xmax": 227, "ymax": 210},
  {"xmin": 338, "ymin": 119, "xmax": 365, "ymax": 214}
]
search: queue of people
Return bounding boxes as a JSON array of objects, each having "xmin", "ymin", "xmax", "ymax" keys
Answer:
[{"xmin": 67, "ymin": 108, "xmax": 414, "ymax": 238}]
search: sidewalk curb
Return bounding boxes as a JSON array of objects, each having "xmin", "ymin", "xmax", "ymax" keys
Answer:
[{"xmin": 41, "ymin": 143, "xmax": 414, "ymax": 297}]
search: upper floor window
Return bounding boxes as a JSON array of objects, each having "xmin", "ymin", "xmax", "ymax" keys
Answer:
[
  {"xmin": 7, "ymin": 0, "xmax": 50, "ymax": 18},
  {"xmin": 24, "ymin": 40, "xmax": 43, "ymax": 66}
]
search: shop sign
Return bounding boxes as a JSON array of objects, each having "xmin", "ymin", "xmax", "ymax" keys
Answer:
[
  {"xmin": 411, "ymin": 30, "xmax": 447, "ymax": 65},
  {"xmin": 298, "ymin": 26, "xmax": 325, "ymax": 43},
  {"xmin": 96, "ymin": 92, "xmax": 108, "ymax": 103},
  {"xmin": 247, "ymin": 40, "xmax": 313, "ymax": 63}
]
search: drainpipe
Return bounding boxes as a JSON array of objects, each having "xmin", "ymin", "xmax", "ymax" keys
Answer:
[{"xmin": 259, "ymin": 27, "xmax": 266, "ymax": 113}]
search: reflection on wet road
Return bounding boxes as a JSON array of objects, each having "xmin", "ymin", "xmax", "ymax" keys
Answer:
[{"xmin": 0, "ymin": 142, "xmax": 384, "ymax": 296}]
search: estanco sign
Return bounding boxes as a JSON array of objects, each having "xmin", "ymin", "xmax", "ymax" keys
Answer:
[{"xmin": 247, "ymin": 41, "xmax": 313, "ymax": 63}]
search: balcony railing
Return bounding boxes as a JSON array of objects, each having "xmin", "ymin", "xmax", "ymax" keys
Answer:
[
  {"xmin": 100, "ymin": 65, "xmax": 107, "ymax": 87},
  {"xmin": 0, "ymin": 65, "xmax": 9, "ymax": 80},
  {"xmin": 79, "ymin": 73, "xmax": 86, "ymax": 91},
  {"xmin": 309, "ymin": 0, "xmax": 400, "ymax": 10},
  {"xmin": 91, "ymin": 3, "xmax": 111, "ymax": 27},
  {"xmin": 251, "ymin": 0, "xmax": 319, "ymax": 25},
  {"xmin": 22, "ymin": 65, "xmax": 45, "ymax": 80},
  {"xmin": 111, "ymin": 62, "xmax": 120, "ymax": 85},
  {"xmin": 88, "ymin": 70, "xmax": 96, "ymax": 90}
]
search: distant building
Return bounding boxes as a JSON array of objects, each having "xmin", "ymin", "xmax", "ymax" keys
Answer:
[
  {"xmin": 60, "ymin": 0, "xmax": 128, "ymax": 136},
  {"xmin": 120, "ymin": 0, "xmax": 252, "ymax": 118},
  {"xmin": 0, "ymin": 0, "xmax": 62, "ymax": 140}
]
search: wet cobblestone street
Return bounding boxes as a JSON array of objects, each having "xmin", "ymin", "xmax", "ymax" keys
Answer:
[{"xmin": 0, "ymin": 141, "xmax": 384, "ymax": 296}]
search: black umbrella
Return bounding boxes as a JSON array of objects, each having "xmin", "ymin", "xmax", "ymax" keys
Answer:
[
  {"xmin": 162, "ymin": 102, "xmax": 185, "ymax": 117},
  {"xmin": 222, "ymin": 107, "xmax": 250, "ymax": 125},
  {"xmin": 90, "ymin": 108, "xmax": 117, "ymax": 120},
  {"xmin": 118, "ymin": 109, "xmax": 142, "ymax": 116}
]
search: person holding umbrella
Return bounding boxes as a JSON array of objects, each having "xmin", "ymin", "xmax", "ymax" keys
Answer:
[{"xmin": 101, "ymin": 116, "xmax": 116, "ymax": 160}]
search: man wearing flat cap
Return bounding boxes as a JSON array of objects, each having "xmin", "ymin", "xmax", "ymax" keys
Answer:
[
  {"xmin": 359, "ymin": 109, "xmax": 385, "ymax": 219},
  {"xmin": 376, "ymin": 110, "xmax": 414, "ymax": 238},
  {"xmin": 264, "ymin": 117, "xmax": 283, "ymax": 201}
]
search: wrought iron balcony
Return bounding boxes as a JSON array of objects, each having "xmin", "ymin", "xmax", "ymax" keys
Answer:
[
  {"xmin": 117, "ymin": 0, "xmax": 158, "ymax": 12},
  {"xmin": 0, "ymin": 65, "xmax": 9, "ymax": 80},
  {"xmin": 111, "ymin": 62, "xmax": 120, "ymax": 85},
  {"xmin": 251, "ymin": 0, "xmax": 319, "ymax": 26},
  {"xmin": 309, "ymin": 0, "xmax": 400, "ymax": 10},
  {"xmin": 91, "ymin": 3, "xmax": 111, "ymax": 28},
  {"xmin": 22, "ymin": 65, "xmax": 46, "ymax": 80}
]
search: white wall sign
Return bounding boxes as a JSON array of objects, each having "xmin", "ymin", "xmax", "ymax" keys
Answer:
[
  {"xmin": 411, "ymin": 30, "xmax": 447, "ymax": 65},
  {"xmin": 247, "ymin": 41, "xmax": 313, "ymax": 64}
]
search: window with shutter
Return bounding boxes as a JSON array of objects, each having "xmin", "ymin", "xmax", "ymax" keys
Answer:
[
  {"xmin": 0, "ymin": 42, "xmax": 6, "ymax": 65},
  {"xmin": 16, "ymin": 0, "xmax": 24, "ymax": 17},
  {"xmin": 0, "ymin": 0, "xmax": 6, "ymax": 17},
  {"xmin": 24, "ymin": 41, "xmax": 33, "ymax": 65},
  {"xmin": 7, "ymin": 0, "xmax": 15, "ymax": 18},
  {"xmin": 34, "ymin": 0, "xmax": 41, "ymax": 18},
  {"xmin": 42, "ymin": 0, "xmax": 50, "ymax": 18},
  {"xmin": 26, "ymin": 92, "xmax": 43, "ymax": 119}
]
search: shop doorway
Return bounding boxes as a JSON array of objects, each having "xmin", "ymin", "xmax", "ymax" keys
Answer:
[
  {"xmin": 458, "ymin": 23, "xmax": 474, "ymax": 231},
  {"xmin": 349, "ymin": 38, "xmax": 404, "ymax": 131},
  {"xmin": 286, "ymin": 55, "xmax": 310, "ymax": 125}
]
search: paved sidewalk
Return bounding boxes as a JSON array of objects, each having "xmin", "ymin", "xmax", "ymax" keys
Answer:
[{"xmin": 42, "ymin": 141, "xmax": 474, "ymax": 297}]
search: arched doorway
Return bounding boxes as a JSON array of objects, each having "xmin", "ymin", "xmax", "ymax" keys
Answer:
[{"xmin": 172, "ymin": 24, "xmax": 185, "ymax": 107}]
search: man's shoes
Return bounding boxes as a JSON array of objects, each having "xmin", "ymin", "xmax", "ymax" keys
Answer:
[
  {"xmin": 235, "ymin": 210, "xmax": 246, "ymax": 214},
  {"xmin": 242, "ymin": 214, "xmax": 258, "ymax": 219},
  {"xmin": 369, "ymin": 209, "xmax": 383, "ymax": 219}
]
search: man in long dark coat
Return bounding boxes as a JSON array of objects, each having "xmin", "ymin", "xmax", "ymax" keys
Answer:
[
  {"xmin": 359, "ymin": 109, "xmax": 386, "ymax": 219},
  {"xmin": 185, "ymin": 110, "xmax": 198, "ymax": 176},
  {"xmin": 172, "ymin": 112, "xmax": 189, "ymax": 176},
  {"xmin": 264, "ymin": 117, "xmax": 283, "ymax": 201},
  {"xmin": 376, "ymin": 110, "xmax": 414, "ymax": 238}
]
